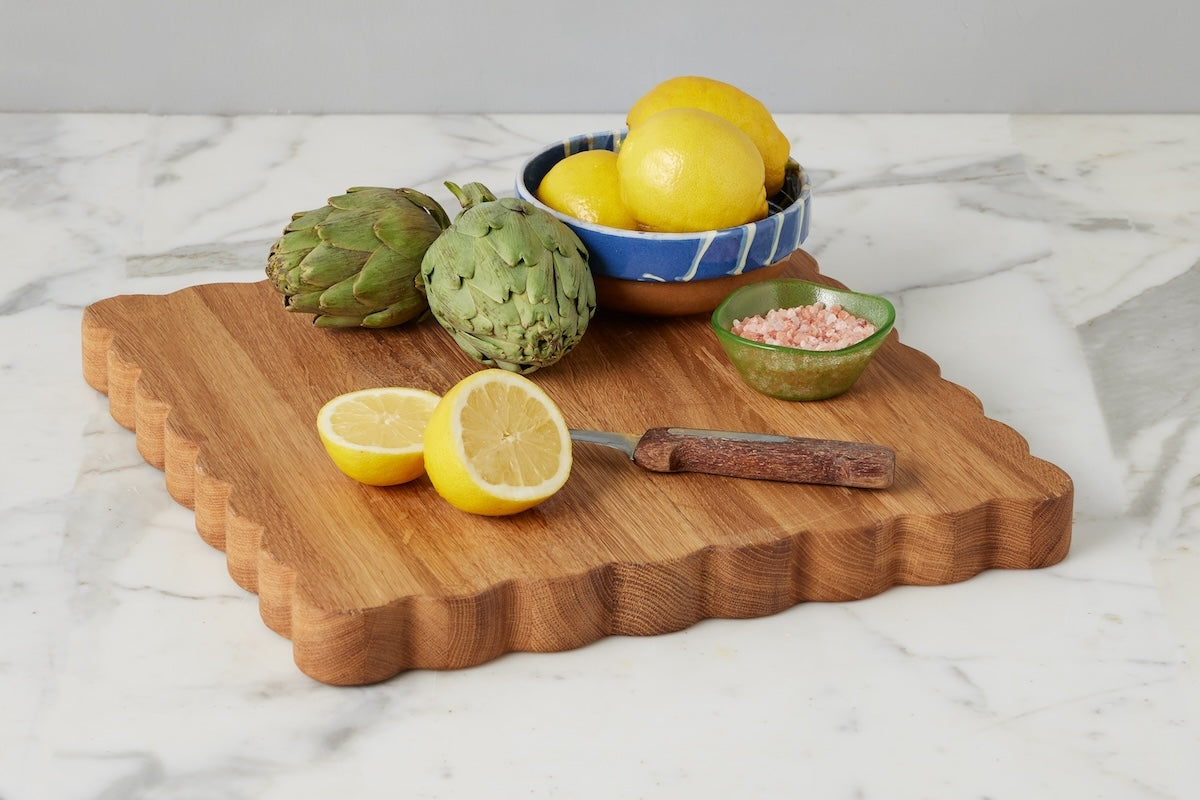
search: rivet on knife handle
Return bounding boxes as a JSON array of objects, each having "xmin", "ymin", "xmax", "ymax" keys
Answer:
[{"xmin": 631, "ymin": 427, "xmax": 894, "ymax": 489}]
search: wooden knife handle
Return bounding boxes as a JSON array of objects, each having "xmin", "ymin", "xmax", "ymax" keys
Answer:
[{"xmin": 631, "ymin": 428, "xmax": 895, "ymax": 489}]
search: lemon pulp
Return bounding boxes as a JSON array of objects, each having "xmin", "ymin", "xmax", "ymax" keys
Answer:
[
  {"xmin": 423, "ymin": 369, "xmax": 572, "ymax": 516},
  {"xmin": 316, "ymin": 387, "xmax": 441, "ymax": 486}
]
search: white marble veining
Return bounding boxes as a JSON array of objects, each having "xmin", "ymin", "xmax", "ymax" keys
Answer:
[{"xmin": 2, "ymin": 112, "xmax": 1198, "ymax": 799}]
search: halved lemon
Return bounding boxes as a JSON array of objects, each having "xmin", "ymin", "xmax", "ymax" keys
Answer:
[
  {"xmin": 316, "ymin": 387, "xmax": 442, "ymax": 486},
  {"xmin": 423, "ymin": 369, "xmax": 572, "ymax": 516}
]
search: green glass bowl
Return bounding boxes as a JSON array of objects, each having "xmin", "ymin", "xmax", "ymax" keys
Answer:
[{"xmin": 710, "ymin": 278, "xmax": 896, "ymax": 401}]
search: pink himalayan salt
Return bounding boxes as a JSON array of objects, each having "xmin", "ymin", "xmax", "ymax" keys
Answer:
[{"xmin": 731, "ymin": 302, "xmax": 877, "ymax": 351}]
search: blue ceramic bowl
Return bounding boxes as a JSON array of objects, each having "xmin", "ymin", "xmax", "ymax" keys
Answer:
[{"xmin": 516, "ymin": 130, "xmax": 812, "ymax": 315}]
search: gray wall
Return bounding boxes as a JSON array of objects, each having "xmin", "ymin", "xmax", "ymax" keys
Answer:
[{"xmin": 3, "ymin": 0, "xmax": 1195, "ymax": 113}]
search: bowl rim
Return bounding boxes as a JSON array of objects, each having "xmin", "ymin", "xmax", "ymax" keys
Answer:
[
  {"xmin": 709, "ymin": 278, "xmax": 897, "ymax": 357},
  {"xmin": 516, "ymin": 129, "xmax": 811, "ymax": 241}
]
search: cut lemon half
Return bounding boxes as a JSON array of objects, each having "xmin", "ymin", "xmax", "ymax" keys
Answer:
[
  {"xmin": 423, "ymin": 369, "xmax": 572, "ymax": 516},
  {"xmin": 316, "ymin": 387, "xmax": 442, "ymax": 486}
]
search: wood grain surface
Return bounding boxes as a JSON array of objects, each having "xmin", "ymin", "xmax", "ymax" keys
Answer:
[{"xmin": 80, "ymin": 250, "xmax": 1073, "ymax": 685}]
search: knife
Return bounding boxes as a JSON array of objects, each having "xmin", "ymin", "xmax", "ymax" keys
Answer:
[{"xmin": 569, "ymin": 427, "xmax": 894, "ymax": 489}]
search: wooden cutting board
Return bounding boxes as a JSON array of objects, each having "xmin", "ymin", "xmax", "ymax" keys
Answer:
[{"xmin": 81, "ymin": 250, "xmax": 1072, "ymax": 685}]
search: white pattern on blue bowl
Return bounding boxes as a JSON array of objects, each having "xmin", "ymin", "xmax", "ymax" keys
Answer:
[{"xmin": 516, "ymin": 130, "xmax": 811, "ymax": 284}]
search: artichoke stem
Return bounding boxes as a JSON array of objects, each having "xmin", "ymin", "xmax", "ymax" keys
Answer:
[{"xmin": 445, "ymin": 181, "xmax": 497, "ymax": 211}]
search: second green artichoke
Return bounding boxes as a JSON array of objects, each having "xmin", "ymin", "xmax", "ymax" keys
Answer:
[{"xmin": 420, "ymin": 181, "xmax": 596, "ymax": 374}]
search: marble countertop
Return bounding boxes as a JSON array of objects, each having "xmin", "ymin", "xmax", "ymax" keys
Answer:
[{"xmin": 4, "ymin": 112, "xmax": 1198, "ymax": 798}]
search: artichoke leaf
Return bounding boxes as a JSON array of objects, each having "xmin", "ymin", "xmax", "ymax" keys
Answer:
[
  {"xmin": 317, "ymin": 208, "xmax": 384, "ymax": 252},
  {"xmin": 451, "ymin": 201, "xmax": 513, "ymax": 240},
  {"xmin": 552, "ymin": 249, "xmax": 589, "ymax": 306},
  {"xmin": 524, "ymin": 206, "xmax": 586, "ymax": 258},
  {"xmin": 460, "ymin": 298, "xmax": 496, "ymax": 333},
  {"xmin": 396, "ymin": 188, "xmax": 452, "ymax": 230},
  {"xmin": 283, "ymin": 205, "xmax": 334, "ymax": 234},
  {"xmin": 467, "ymin": 291, "xmax": 511, "ymax": 332},
  {"xmin": 273, "ymin": 225, "xmax": 323, "ymax": 254},
  {"xmin": 314, "ymin": 276, "xmax": 368, "ymax": 316},
  {"xmin": 361, "ymin": 294, "xmax": 427, "ymax": 328},
  {"xmin": 472, "ymin": 242, "xmax": 525, "ymax": 304},
  {"xmin": 265, "ymin": 253, "xmax": 299, "ymax": 292},
  {"xmin": 425, "ymin": 233, "xmax": 476, "ymax": 281},
  {"xmin": 481, "ymin": 207, "xmax": 546, "ymax": 268},
  {"xmin": 298, "ymin": 241, "xmax": 369, "ymax": 287},
  {"xmin": 451, "ymin": 237, "xmax": 478, "ymax": 279},
  {"xmin": 284, "ymin": 289, "xmax": 326, "ymax": 314},
  {"xmin": 522, "ymin": 251, "xmax": 558, "ymax": 307},
  {"xmin": 431, "ymin": 273, "xmax": 480, "ymax": 325},
  {"xmin": 313, "ymin": 314, "xmax": 370, "ymax": 329},
  {"xmin": 269, "ymin": 264, "xmax": 310, "ymax": 296},
  {"xmin": 448, "ymin": 328, "xmax": 529, "ymax": 374},
  {"xmin": 442, "ymin": 328, "xmax": 492, "ymax": 365},
  {"xmin": 330, "ymin": 187, "xmax": 405, "ymax": 211},
  {"xmin": 554, "ymin": 273, "xmax": 578, "ymax": 319},
  {"xmin": 374, "ymin": 207, "xmax": 443, "ymax": 260},
  {"xmin": 353, "ymin": 246, "xmax": 417, "ymax": 307}
]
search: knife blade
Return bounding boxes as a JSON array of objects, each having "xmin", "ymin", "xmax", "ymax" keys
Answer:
[{"xmin": 569, "ymin": 427, "xmax": 894, "ymax": 489}]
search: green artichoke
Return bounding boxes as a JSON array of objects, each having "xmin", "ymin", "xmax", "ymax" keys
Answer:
[
  {"xmin": 266, "ymin": 186, "xmax": 450, "ymax": 328},
  {"xmin": 420, "ymin": 181, "xmax": 596, "ymax": 374}
]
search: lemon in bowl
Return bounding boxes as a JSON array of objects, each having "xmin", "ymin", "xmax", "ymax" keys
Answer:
[
  {"xmin": 516, "ymin": 130, "xmax": 810, "ymax": 316},
  {"xmin": 627, "ymin": 75, "xmax": 793, "ymax": 199},
  {"xmin": 536, "ymin": 149, "xmax": 639, "ymax": 231},
  {"xmin": 614, "ymin": 107, "xmax": 769, "ymax": 233}
]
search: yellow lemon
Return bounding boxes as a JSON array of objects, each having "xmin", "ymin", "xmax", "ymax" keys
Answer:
[
  {"xmin": 536, "ymin": 149, "xmax": 639, "ymax": 230},
  {"xmin": 316, "ymin": 387, "xmax": 442, "ymax": 486},
  {"xmin": 627, "ymin": 75, "xmax": 791, "ymax": 197},
  {"xmin": 617, "ymin": 107, "xmax": 768, "ymax": 233},
  {"xmin": 423, "ymin": 369, "xmax": 572, "ymax": 516}
]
